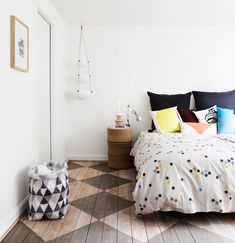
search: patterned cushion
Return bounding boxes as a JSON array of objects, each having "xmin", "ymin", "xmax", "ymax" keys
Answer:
[{"xmin": 193, "ymin": 106, "xmax": 217, "ymax": 124}]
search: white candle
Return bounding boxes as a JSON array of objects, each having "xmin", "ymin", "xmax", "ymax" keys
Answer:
[{"xmin": 117, "ymin": 101, "xmax": 122, "ymax": 115}]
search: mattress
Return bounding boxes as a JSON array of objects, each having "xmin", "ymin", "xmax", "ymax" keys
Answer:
[{"xmin": 131, "ymin": 131, "xmax": 235, "ymax": 215}]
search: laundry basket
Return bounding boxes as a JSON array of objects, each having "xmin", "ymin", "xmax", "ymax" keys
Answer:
[{"xmin": 28, "ymin": 162, "xmax": 69, "ymax": 221}]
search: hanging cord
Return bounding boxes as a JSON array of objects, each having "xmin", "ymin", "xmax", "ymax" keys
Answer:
[
  {"xmin": 77, "ymin": 25, "xmax": 92, "ymax": 93},
  {"xmin": 82, "ymin": 26, "xmax": 92, "ymax": 92},
  {"xmin": 77, "ymin": 25, "xmax": 83, "ymax": 92}
]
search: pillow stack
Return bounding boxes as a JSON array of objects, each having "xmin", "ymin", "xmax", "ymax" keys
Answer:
[{"xmin": 148, "ymin": 90, "xmax": 235, "ymax": 135}]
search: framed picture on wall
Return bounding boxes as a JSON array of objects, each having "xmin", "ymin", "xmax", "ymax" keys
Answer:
[{"xmin": 10, "ymin": 16, "xmax": 29, "ymax": 72}]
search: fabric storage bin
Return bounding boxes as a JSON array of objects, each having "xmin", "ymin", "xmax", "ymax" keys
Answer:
[{"xmin": 28, "ymin": 162, "xmax": 69, "ymax": 221}]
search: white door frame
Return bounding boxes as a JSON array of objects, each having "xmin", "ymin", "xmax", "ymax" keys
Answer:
[{"xmin": 37, "ymin": 11, "xmax": 53, "ymax": 161}]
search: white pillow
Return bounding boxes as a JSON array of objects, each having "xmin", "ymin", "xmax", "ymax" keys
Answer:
[
  {"xmin": 193, "ymin": 105, "xmax": 217, "ymax": 124},
  {"xmin": 181, "ymin": 122, "xmax": 217, "ymax": 135}
]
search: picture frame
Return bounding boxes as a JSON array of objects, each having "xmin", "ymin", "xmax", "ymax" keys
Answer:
[{"xmin": 10, "ymin": 16, "xmax": 29, "ymax": 72}]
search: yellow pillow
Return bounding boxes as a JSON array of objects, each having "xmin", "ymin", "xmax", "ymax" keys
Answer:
[{"xmin": 150, "ymin": 107, "xmax": 181, "ymax": 133}]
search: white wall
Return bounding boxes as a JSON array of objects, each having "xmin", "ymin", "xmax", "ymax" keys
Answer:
[
  {"xmin": 67, "ymin": 26, "xmax": 235, "ymax": 159},
  {"xmin": 0, "ymin": 0, "xmax": 37, "ymax": 237},
  {"xmin": 0, "ymin": 0, "xmax": 69, "ymax": 238}
]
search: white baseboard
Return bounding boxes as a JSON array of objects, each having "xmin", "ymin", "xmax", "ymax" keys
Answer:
[
  {"xmin": 0, "ymin": 195, "xmax": 29, "ymax": 241},
  {"xmin": 68, "ymin": 154, "xmax": 108, "ymax": 161}
]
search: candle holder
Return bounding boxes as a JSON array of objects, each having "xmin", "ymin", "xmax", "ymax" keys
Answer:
[{"xmin": 115, "ymin": 114, "xmax": 125, "ymax": 128}]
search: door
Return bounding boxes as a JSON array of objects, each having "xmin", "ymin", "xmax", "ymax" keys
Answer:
[{"xmin": 37, "ymin": 13, "xmax": 52, "ymax": 161}]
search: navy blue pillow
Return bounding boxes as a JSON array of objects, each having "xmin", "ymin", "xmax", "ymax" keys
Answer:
[
  {"xmin": 193, "ymin": 90, "xmax": 235, "ymax": 113},
  {"xmin": 147, "ymin": 91, "xmax": 192, "ymax": 130}
]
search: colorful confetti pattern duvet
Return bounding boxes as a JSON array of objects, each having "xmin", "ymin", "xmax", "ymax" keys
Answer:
[{"xmin": 131, "ymin": 132, "xmax": 235, "ymax": 215}]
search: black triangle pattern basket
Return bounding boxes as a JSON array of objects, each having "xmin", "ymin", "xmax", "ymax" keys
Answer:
[{"xmin": 28, "ymin": 162, "xmax": 69, "ymax": 221}]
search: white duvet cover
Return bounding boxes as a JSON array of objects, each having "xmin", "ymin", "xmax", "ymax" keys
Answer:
[{"xmin": 131, "ymin": 132, "xmax": 235, "ymax": 215}]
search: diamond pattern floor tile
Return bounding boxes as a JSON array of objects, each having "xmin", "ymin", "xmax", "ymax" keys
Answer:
[
  {"xmin": 75, "ymin": 211, "xmax": 97, "ymax": 230},
  {"xmin": 70, "ymin": 191, "xmax": 133, "ymax": 219},
  {"xmin": 82, "ymin": 174, "xmax": 131, "ymax": 190},
  {"xmin": 110, "ymin": 168, "xmax": 137, "ymax": 181},
  {"xmin": 68, "ymin": 177, "xmax": 76, "ymax": 183},
  {"xmin": 104, "ymin": 207, "xmax": 132, "ymax": 238},
  {"xmin": 70, "ymin": 182, "xmax": 99, "ymax": 201},
  {"xmin": 68, "ymin": 167, "xmax": 105, "ymax": 181},
  {"xmin": 83, "ymin": 167, "xmax": 106, "ymax": 180},
  {"xmin": 72, "ymin": 161, "xmax": 106, "ymax": 167},
  {"xmin": 89, "ymin": 163, "xmax": 116, "ymax": 173},
  {"xmin": 67, "ymin": 162, "xmax": 83, "ymax": 170},
  {"xmin": 149, "ymin": 221, "xmax": 235, "ymax": 243},
  {"xmin": 46, "ymin": 221, "xmax": 133, "ymax": 243},
  {"xmin": 107, "ymin": 182, "xmax": 135, "ymax": 201},
  {"xmin": 183, "ymin": 213, "xmax": 235, "ymax": 241},
  {"xmin": 3, "ymin": 221, "xmax": 43, "ymax": 243}
]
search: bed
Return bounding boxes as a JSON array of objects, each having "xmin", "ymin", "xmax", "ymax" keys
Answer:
[{"xmin": 131, "ymin": 131, "xmax": 235, "ymax": 215}]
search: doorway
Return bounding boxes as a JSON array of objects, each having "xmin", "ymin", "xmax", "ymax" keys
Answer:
[{"xmin": 37, "ymin": 12, "xmax": 52, "ymax": 161}]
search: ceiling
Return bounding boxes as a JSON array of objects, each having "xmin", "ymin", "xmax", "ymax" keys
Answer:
[{"xmin": 50, "ymin": 0, "xmax": 235, "ymax": 26}]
